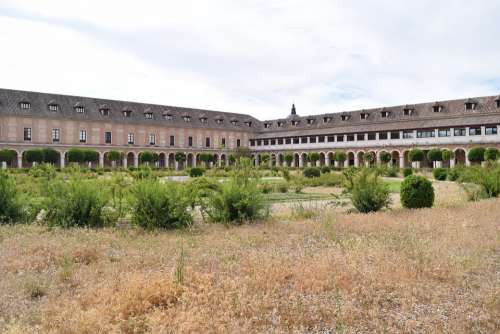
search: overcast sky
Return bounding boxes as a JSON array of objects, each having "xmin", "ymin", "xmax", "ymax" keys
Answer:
[{"xmin": 1, "ymin": 1, "xmax": 499, "ymax": 120}]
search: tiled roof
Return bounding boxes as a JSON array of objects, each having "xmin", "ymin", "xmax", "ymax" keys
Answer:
[{"xmin": 0, "ymin": 88, "xmax": 261, "ymax": 132}]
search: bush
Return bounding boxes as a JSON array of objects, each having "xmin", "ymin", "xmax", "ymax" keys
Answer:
[
  {"xmin": 189, "ymin": 167, "xmax": 204, "ymax": 177},
  {"xmin": 400, "ymin": 175, "xmax": 434, "ymax": 209},
  {"xmin": 459, "ymin": 166, "xmax": 500, "ymax": 198},
  {"xmin": 259, "ymin": 183, "xmax": 273, "ymax": 194},
  {"xmin": 45, "ymin": 179, "xmax": 108, "ymax": 228},
  {"xmin": 130, "ymin": 180, "xmax": 192, "ymax": 229},
  {"xmin": 403, "ymin": 168, "xmax": 413, "ymax": 177},
  {"xmin": 0, "ymin": 173, "xmax": 24, "ymax": 224},
  {"xmin": 447, "ymin": 167, "xmax": 461, "ymax": 181},
  {"xmin": 321, "ymin": 166, "xmax": 331, "ymax": 174},
  {"xmin": 433, "ymin": 168, "xmax": 448, "ymax": 181},
  {"xmin": 24, "ymin": 149, "xmax": 44, "ymax": 164},
  {"xmin": 468, "ymin": 147, "xmax": 485, "ymax": 163},
  {"xmin": 303, "ymin": 167, "xmax": 321, "ymax": 178},
  {"xmin": 484, "ymin": 147, "xmax": 499, "ymax": 161},
  {"xmin": 379, "ymin": 151, "xmax": 391, "ymax": 164},
  {"xmin": 408, "ymin": 149, "xmax": 424, "ymax": 162},
  {"xmin": 441, "ymin": 149, "xmax": 453, "ymax": 162},
  {"xmin": 0, "ymin": 149, "xmax": 14, "ymax": 164},
  {"xmin": 378, "ymin": 165, "xmax": 398, "ymax": 177},
  {"xmin": 427, "ymin": 149, "xmax": 442, "ymax": 162},
  {"xmin": 350, "ymin": 170, "xmax": 390, "ymax": 213},
  {"xmin": 335, "ymin": 151, "xmax": 347, "ymax": 164},
  {"xmin": 274, "ymin": 182, "xmax": 289, "ymax": 193}
]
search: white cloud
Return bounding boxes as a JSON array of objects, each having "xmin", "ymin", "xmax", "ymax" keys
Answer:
[{"xmin": 1, "ymin": 0, "xmax": 499, "ymax": 119}]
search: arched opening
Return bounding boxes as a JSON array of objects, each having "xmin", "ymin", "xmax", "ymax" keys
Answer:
[
  {"xmin": 454, "ymin": 148, "xmax": 466, "ymax": 166},
  {"xmin": 367, "ymin": 151, "xmax": 377, "ymax": 166},
  {"xmin": 103, "ymin": 151, "xmax": 123, "ymax": 168},
  {"xmin": 186, "ymin": 153, "xmax": 194, "ymax": 167},
  {"xmin": 270, "ymin": 154, "xmax": 276, "ymax": 167},
  {"xmin": 347, "ymin": 152, "xmax": 355, "ymax": 167},
  {"xmin": 168, "ymin": 153, "xmax": 175, "ymax": 169},
  {"xmin": 422, "ymin": 149, "xmax": 432, "ymax": 168},
  {"xmin": 220, "ymin": 154, "xmax": 227, "ymax": 167},
  {"xmin": 391, "ymin": 151, "xmax": 400, "ymax": 167},
  {"xmin": 0, "ymin": 150, "xmax": 19, "ymax": 168},
  {"xmin": 357, "ymin": 151, "xmax": 365, "ymax": 167},
  {"xmin": 293, "ymin": 153, "xmax": 300, "ymax": 168},
  {"xmin": 158, "ymin": 153, "xmax": 166, "ymax": 168},
  {"xmin": 277, "ymin": 154, "xmax": 284, "ymax": 167},
  {"xmin": 327, "ymin": 152, "xmax": 334, "ymax": 166},
  {"xmin": 403, "ymin": 151, "xmax": 410, "ymax": 167},
  {"xmin": 213, "ymin": 154, "xmax": 219, "ymax": 168},
  {"xmin": 127, "ymin": 152, "xmax": 135, "ymax": 168},
  {"xmin": 319, "ymin": 152, "xmax": 326, "ymax": 166},
  {"xmin": 301, "ymin": 153, "xmax": 308, "ymax": 168}
]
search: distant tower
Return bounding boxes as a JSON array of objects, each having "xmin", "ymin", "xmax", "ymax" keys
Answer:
[{"xmin": 291, "ymin": 103, "xmax": 297, "ymax": 116}]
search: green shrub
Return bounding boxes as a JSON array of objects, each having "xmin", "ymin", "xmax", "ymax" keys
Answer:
[
  {"xmin": 131, "ymin": 166, "xmax": 153, "ymax": 180},
  {"xmin": 400, "ymin": 175, "xmax": 434, "ymax": 209},
  {"xmin": 403, "ymin": 168, "xmax": 413, "ymax": 177},
  {"xmin": 447, "ymin": 167, "xmax": 461, "ymax": 181},
  {"xmin": 303, "ymin": 167, "xmax": 321, "ymax": 178},
  {"xmin": 275, "ymin": 182, "xmax": 289, "ymax": 193},
  {"xmin": 441, "ymin": 149, "xmax": 453, "ymax": 162},
  {"xmin": 427, "ymin": 149, "xmax": 442, "ymax": 162},
  {"xmin": 484, "ymin": 147, "xmax": 499, "ymax": 161},
  {"xmin": 459, "ymin": 166, "xmax": 500, "ymax": 198},
  {"xmin": 468, "ymin": 147, "xmax": 485, "ymax": 163},
  {"xmin": 321, "ymin": 166, "xmax": 331, "ymax": 174},
  {"xmin": 24, "ymin": 149, "xmax": 44, "ymax": 164},
  {"xmin": 335, "ymin": 151, "xmax": 347, "ymax": 164},
  {"xmin": 350, "ymin": 170, "xmax": 390, "ymax": 213},
  {"xmin": 433, "ymin": 168, "xmax": 448, "ymax": 181},
  {"xmin": 0, "ymin": 173, "xmax": 24, "ymax": 224},
  {"xmin": 259, "ymin": 183, "xmax": 273, "ymax": 194},
  {"xmin": 379, "ymin": 151, "xmax": 391, "ymax": 164},
  {"xmin": 0, "ymin": 149, "xmax": 14, "ymax": 164},
  {"xmin": 281, "ymin": 167, "xmax": 291, "ymax": 181},
  {"xmin": 308, "ymin": 152, "xmax": 320, "ymax": 165},
  {"xmin": 189, "ymin": 167, "xmax": 204, "ymax": 177},
  {"xmin": 283, "ymin": 153, "xmax": 293, "ymax": 167},
  {"xmin": 378, "ymin": 165, "xmax": 398, "ymax": 177},
  {"xmin": 408, "ymin": 149, "xmax": 424, "ymax": 162},
  {"xmin": 45, "ymin": 180, "xmax": 108, "ymax": 228},
  {"xmin": 130, "ymin": 180, "xmax": 192, "ymax": 229}
]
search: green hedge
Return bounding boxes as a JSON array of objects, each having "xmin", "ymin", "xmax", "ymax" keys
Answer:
[{"xmin": 400, "ymin": 175, "xmax": 434, "ymax": 209}]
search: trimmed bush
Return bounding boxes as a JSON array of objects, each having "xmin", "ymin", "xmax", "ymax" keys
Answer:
[
  {"xmin": 484, "ymin": 148, "xmax": 499, "ymax": 161},
  {"xmin": 0, "ymin": 149, "xmax": 14, "ymax": 163},
  {"xmin": 24, "ymin": 149, "xmax": 44, "ymax": 164},
  {"xmin": 468, "ymin": 147, "xmax": 485, "ymax": 163},
  {"xmin": 175, "ymin": 152, "xmax": 186, "ymax": 163},
  {"xmin": 0, "ymin": 173, "xmax": 24, "ymax": 224},
  {"xmin": 275, "ymin": 182, "xmax": 289, "ymax": 193},
  {"xmin": 458, "ymin": 166, "xmax": 500, "ymax": 198},
  {"xmin": 433, "ymin": 168, "xmax": 448, "ymax": 181},
  {"xmin": 447, "ymin": 167, "xmax": 461, "ymax": 181},
  {"xmin": 403, "ymin": 168, "xmax": 413, "ymax": 177},
  {"xmin": 363, "ymin": 152, "xmax": 376, "ymax": 164},
  {"xmin": 441, "ymin": 149, "xmax": 453, "ymax": 162},
  {"xmin": 139, "ymin": 151, "xmax": 156, "ymax": 164},
  {"xmin": 400, "ymin": 175, "xmax": 434, "ymax": 209},
  {"xmin": 42, "ymin": 148, "xmax": 60, "ymax": 164},
  {"xmin": 379, "ymin": 151, "xmax": 391, "ymax": 164},
  {"xmin": 189, "ymin": 167, "xmax": 204, "ymax": 177},
  {"xmin": 130, "ymin": 180, "xmax": 192, "ymax": 229},
  {"xmin": 427, "ymin": 149, "xmax": 442, "ymax": 162},
  {"xmin": 284, "ymin": 153, "xmax": 293, "ymax": 167},
  {"xmin": 321, "ymin": 166, "xmax": 331, "ymax": 174},
  {"xmin": 408, "ymin": 149, "xmax": 424, "ymax": 162},
  {"xmin": 107, "ymin": 150, "xmax": 123, "ymax": 164},
  {"xmin": 45, "ymin": 180, "xmax": 108, "ymax": 228},
  {"xmin": 335, "ymin": 151, "xmax": 347, "ymax": 164},
  {"xmin": 303, "ymin": 167, "xmax": 321, "ymax": 178},
  {"xmin": 350, "ymin": 170, "xmax": 390, "ymax": 213},
  {"xmin": 67, "ymin": 148, "xmax": 85, "ymax": 164}
]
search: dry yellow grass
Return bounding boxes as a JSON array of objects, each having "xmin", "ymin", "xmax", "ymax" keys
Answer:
[{"xmin": 0, "ymin": 199, "xmax": 499, "ymax": 333}]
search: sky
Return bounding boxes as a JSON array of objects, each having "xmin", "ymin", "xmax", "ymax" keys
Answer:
[{"xmin": 1, "ymin": 0, "xmax": 500, "ymax": 120}]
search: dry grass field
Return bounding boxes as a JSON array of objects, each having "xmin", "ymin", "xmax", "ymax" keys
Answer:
[{"xmin": 0, "ymin": 195, "xmax": 499, "ymax": 333}]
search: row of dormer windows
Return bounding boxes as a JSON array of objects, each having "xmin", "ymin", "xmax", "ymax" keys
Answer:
[
  {"xmin": 249, "ymin": 125, "xmax": 499, "ymax": 146},
  {"xmin": 20, "ymin": 127, "xmax": 241, "ymax": 148}
]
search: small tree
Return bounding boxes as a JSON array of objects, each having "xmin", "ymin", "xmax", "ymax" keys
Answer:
[
  {"xmin": 0, "ymin": 150, "xmax": 14, "ymax": 166},
  {"xmin": 350, "ymin": 169, "xmax": 390, "ymax": 213},
  {"xmin": 228, "ymin": 154, "xmax": 236, "ymax": 165},
  {"xmin": 441, "ymin": 149, "xmax": 453, "ymax": 162},
  {"xmin": 335, "ymin": 151, "xmax": 347, "ymax": 166},
  {"xmin": 308, "ymin": 152, "xmax": 320, "ymax": 166},
  {"xmin": 363, "ymin": 152, "xmax": 375, "ymax": 165},
  {"xmin": 260, "ymin": 154, "xmax": 270, "ymax": 166},
  {"xmin": 427, "ymin": 149, "xmax": 442, "ymax": 162},
  {"xmin": 107, "ymin": 151, "xmax": 123, "ymax": 165},
  {"xmin": 42, "ymin": 148, "xmax": 60, "ymax": 164},
  {"xmin": 139, "ymin": 151, "xmax": 155, "ymax": 165},
  {"xmin": 484, "ymin": 148, "xmax": 499, "ymax": 162},
  {"xmin": 83, "ymin": 150, "xmax": 99, "ymax": 165},
  {"xmin": 175, "ymin": 152, "xmax": 186, "ymax": 168},
  {"xmin": 67, "ymin": 148, "xmax": 85, "ymax": 164},
  {"xmin": 408, "ymin": 149, "xmax": 424, "ymax": 162},
  {"xmin": 198, "ymin": 153, "xmax": 213, "ymax": 167},
  {"xmin": 24, "ymin": 149, "xmax": 44, "ymax": 164},
  {"xmin": 284, "ymin": 153, "xmax": 294, "ymax": 167},
  {"xmin": 468, "ymin": 147, "xmax": 485, "ymax": 164},
  {"xmin": 379, "ymin": 151, "xmax": 391, "ymax": 164}
]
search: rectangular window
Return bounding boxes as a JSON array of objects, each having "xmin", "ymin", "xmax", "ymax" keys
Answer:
[
  {"xmin": 347, "ymin": 134, "xmax": 355, "ymax": 142},
  {"xmin": 318, "ymin": 136, "xmax": 325, "ymax": 143},
  {"xmin": 367, "ymin": 133, "xmax": 376, "ymax": 141},
  {"xmin": 270, "ymin": 139, "xmax": 276, "ymax": 145},
  {"xmin": 170, "ymin": 135, "xmax": 175, "ymax": 146},
  {"xmin": 300, "ymin": 137, "xmax": 308, "ymax": 144},
  {"xmin": 263, "ymin": 139, "xmax": 269, "ymax": 146},
  {"xmin": 403, "ymin": 130, "xmax": 414, "ymax": 139},
  {"xmin": 105, "ymin": 131, "xmax": 112, "ymax": 144},
  {"xmin": 205, "ymin": 137, "xmax": 210, "ymax": 148},
  {"xmin": 250, "ymin": 140, "xmax": 255, "ymax": 147},
  {"xmin": 221, "ymin": 138, "xmax": 226, "ymax": 147},
  {"xmin": 309, "ymin": 137, "xmax": 317, "ymax": 143},
  {"xmin": 52, "ymin": 128, "xmax": 60, "ymax": 142},
  {"xmin": 454, "ymin": 128, "xmax": 466, "ymax": 136},
  {"xmin": 20, "ymin": 102, "xmax": 31, "ymax": 109},
  {"xmin": 379, "ymin": 132, "xmax": 388, "ymax": 140},
  {"xmin": 337, "ymin": 135, "xmax": 344, "ymax": 142},
  {"xmin": 438, "ymin": 129, "xmax": 451, "ymax": 137},
  {"xmin": 24, "ymin": 127, "xmax": 32, "ymax": 141},
  {"xmin": 391, "ymin": 131, "xmax": 400, "ymax": 139},
  {"xmin": 237, "ymin": 139, "xmax": 241, "ymax": 147},
  {"xmin": 469, "ymin": 127, "xmax": 481, "ymax": 136},
  {"xmin": 149, "ymin": 134, "xmax": 156, "ymax": 145},
  {"xmin": 356, "ymin": 134, "xmax": 365, "ymax": 141},
  {"xmin": 257, "ymin": 140, "xmax": 262, "ymax": 146},
  {"xmin": 417, "ymin": 130, "xmax": 435, "ymax": 138},
  {"xmin": 485, "ymin": 126, "xmax": 498, "ymax": 135},
  {"xmin": 79, "ymin": 130, "xmax": 87, "ymax": 143},
  {"xmin": 188, "ymin": 136, "xmax": 193, "ymax": 147},
  {"xmin": 285, "ymin": 138, "xmax": 291, "ymax": 145},
  {"xmin": 128, "ymin": 133, "xmax": 134, "ymax": 144},
  {"xmin": 293, "ymin": 137, "xmax": 299, "ymax": 144},
  {"xmin": 327, "ymin": 136, "xmax": 335, "ymax": 142}
]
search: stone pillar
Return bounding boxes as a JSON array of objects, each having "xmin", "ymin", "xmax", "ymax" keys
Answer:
[
  {"xmin": 354, "ymin": 155, "xmax": 359, "ymax": 168},
  {"xmin": 255, "ymin": 155, "xmax": 260, "ymax": 167},
  {"xmin": 334, "ymin": 160, "xmax": 339, "ymax": 168},
  {"xmin": 399, "ymin": 155, "xmax": 405, "ymax": 169},
  {"xmin": 175, "ymin": 160, "xmax": 179, "ymax": 170},
  {"xmin": 17, "ymin": 155, "xmax": 23, "ymax": 168},
  {"xmin": 465, "ymin": 154, "xmax": 471, "ymax": 167},
  {"xmin": 134, "ymin": 154, "xmax": 139, "ymax": 168},
  {"xmin": 376, "ymin": 153, "xmax": 381, "ymax": 165},
  {"xmin": 269, "ymin": 157, "xmax": 273, "ymax": 169},
  {"xmin": 60, "ymin": 153, "xmax": 65, "ymax": 169},
  {"xmin": 2, "ymin": 161, "xmax": 6, "ymax": 169},
  {"xmin": 325, "ymin": 155, "xmax": 330, "ymax": 166},
  {"xmin": 123, "ymin": 156, "xmax": 128, "ymax": 169},
  {"xmin": 99, "ymin": 153, "xmax": 104, "ymax": 168},
  {"xmin": 193, "ymin": 155, "xmax": 197, "ymax": 167},
  {"xmin": 450, "ymin": 158, "xmax": 455, "ymax": 169},
  {"xmin": 299, "ymin": 155, "xmax": 304, "ymax": 168},
  {"xmin": 435, "ymin": 161, "xmax": 442, "ymax": 168}
]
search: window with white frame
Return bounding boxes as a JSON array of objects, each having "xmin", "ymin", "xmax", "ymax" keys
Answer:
[
  {"xmin": 79, "ymin": 130, "xmax": 87, "ymax": 143},
  {"xmin": 454, "ymin": 128, "xmax": 466, "ymax": 136},
  {"xmin": 438, "ymin": 128, "xmax": 451, "ymax": 137},
  {"xmin": 105, "ymin": 131, "xmax": 112, "ymax": 144},
  {"xmin": 24, "ymin": 127, "xmax": 32, "ymax": 141},
  {"xmin": 149, "ymin": 134, "xmax": 156, "ymax": 145},
  {"xmin": 485, "ymin": 126, "xmax": 498, "ymax": 135},
  {"xmin": 48, "ymin": 104, "xmax": 59, "ymax": 112},
  {"xmin": 75, "ymin": 106, "xmax": 85, "ymax": 113},
  {"xmin": 469, "ymin": 127, "xmax": 481, "ymax": 136},
  {"xmin": 20, "ymin": 102, "xmax": 30, "ymax": 109},
  {"xmin": 128, "ymin": 133, "xmax": 134, "ymax": 144},
  {"xmin": 417, "ymin": 129, "xmax": 435, "ymax": 138},
  {"xmin": 403, "ymin": 130, "xmax": 414, "ymax": 139},
  {"xmin": 52, "ymin": 128, "xmax": 60, "ymax": 142}
]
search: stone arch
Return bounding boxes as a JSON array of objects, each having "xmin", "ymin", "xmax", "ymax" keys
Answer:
[
  {"xmin": 277, "ymin": 153, "xmax": 284, "ymax": 167},
  {"xmin": 402, "ymin": 150, "xmax": 411, "ymax": 167},
  {"xmin": 1, "ymin": 149, "xmax": 20, "ymax": 168},
  {"xmin": 300, "ymin": 152, "xmax": 308, "ymax": 168},
  {"xmin": 213, "ymin": 153, "xmax": 219, "ymax": 167},
  {"xmin": 103, "ymin": 151, "xmax": 124, "ymax": 168},
  {"xmin": 454, "ymin": 148, "xmax": 467, "ymax": 166},
  {"xmin": 293, "ymin": 153, "xmax": 300, "ymax": 168},
  {"xmin": 357, "ymin": 151, "xmax": 365, "ymax": 167},
  {"xmin": 186, "ymin": 153, "xmax": 194, "ymax": 168},
  {"xmin": 158, "ymin": 152, "xmax": 166, "ymax": 168},
  {"xmin": 347, "ymin": 151, "xmax": 355, "ymax": 167},
  {"xmin": 319, "ymin": 152, "xmax": 326, "ymax": 166},
  {"xmin": 126, "ymin": 152, "xmax": 135, "ymax": 168},
  {"xmin": 168, "ymin": 153, "xmax": 175, "ymax": 169},
  {"xmin": 391, "ymin": 150, "xmax": 400, "ymax": 167},
  {"xmin": 327, "ymin": 152, "xmax": 335, "ymax": 166},
  {"xmin": 220, "ymin": 153, "xmax": 227, "ymax": 167}
]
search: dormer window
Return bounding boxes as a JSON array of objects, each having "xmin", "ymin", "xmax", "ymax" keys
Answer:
[
  {"xmin": 360, "ymin": 112, "xmax": 369, "ymax": 120},
  {"xmin": 20, "ymin": 102, "xmax": 31, "ymax": 109},
  {"xmin": 381, "ymin": 110, "xmax": 390, "ymax": 118},
  {"xmin": 306, "ymin": 118, "xmax": 315, "ymax": 125},
  {"xmin": 48, "ymin": 104, "xmax": 59, "ymax": 112},
  {"xmin": 75, "ymin": 106, "xmax": 85, "ymax": 113},
  {"xmin": 230, "ymin": 120, "xmax": 238, "ymax": 126},
  {"xmin": 245, "ymin": 121, "xmax": 252, "ymax": 127},
  {"xmin": 496, "ymin": 98, "xmax": 500, "ymax": 108},
  {"xmin": 123, "ymin": 110, "xmax": 132, "ymax": 117},
  {"xmin": 215, "ymin": 118, "xmax": 223, "ymax": 125},
  {"xmin": 465, "ymin": 101, "xmax": 477, "ymax": 111},
  {"xmin": 291, "ymin": 120, "xmax": 300, "ymax": 126},
  {"xmin": 144, "ymin": 112, "xmax": 153, "ymax": 119},
  {"xmin": 199, "ymin": 117, "xmax": 208, "ymax": 124},
  {"xmin": 183, "ymin": 116, "xmax": 191, "ymax": 122},
  {"xmin": 432, "ymin": 105, "xmax": 444, "ymax": 113},
  {"xmin": 264, "ymin": 123, "xmax": 271, "ymax": 128},
  {"xmin": 341, "ymin": 115, "xmax": 350, "ymax": 121},
  {"xmin": 163, "ymin": 112, "xmax": 173, "ymax": 120},
  {"xmin": 100, "ymin": 108, "xmax": 110, "ymax": 116},
  {"xmin": 403, "ymin": 107, "xmax": 414, "ymax": 116},
  {"xmin": 323, "ymin": 116, "xmax": 332, "ymax": 123},
  {"xmin": 277, "ymin": 121, "xmax": 285, "ymax": 128}
]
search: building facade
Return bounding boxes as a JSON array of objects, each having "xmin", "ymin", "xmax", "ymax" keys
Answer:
[{"xmin": 1, "ymin": 88, "xmax": 499, "ymax": 169}]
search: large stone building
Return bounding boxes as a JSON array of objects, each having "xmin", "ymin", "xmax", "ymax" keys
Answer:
[{"xmin": 0, "ymin": 88, "xmax": 499, "ymax": 169}]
